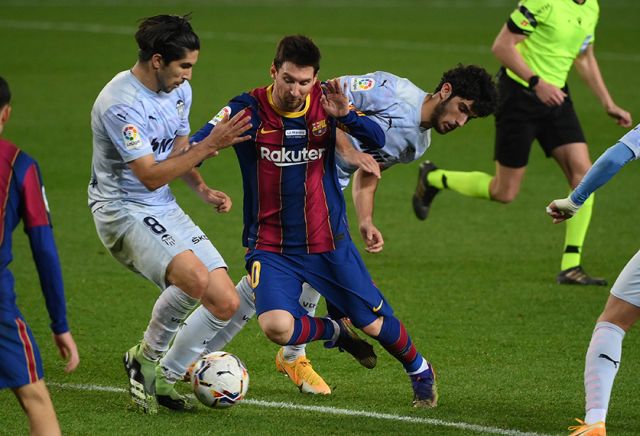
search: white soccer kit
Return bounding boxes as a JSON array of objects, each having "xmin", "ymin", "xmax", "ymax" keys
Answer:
[
  {"xmin": 336, "ymin": 71, "xmax": 432, "ymax": 188},
  {"xmin": 610, "ymin": 125, "xmax": 640, "ymax": 306},
  {"xmin": 89, "ymin": 71, "xmax": 225, "ymax": 289}
]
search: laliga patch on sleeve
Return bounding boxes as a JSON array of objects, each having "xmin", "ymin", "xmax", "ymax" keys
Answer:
[
  {"xmin": 350, "ymin": 77, "xmax": 375, "ymax": 92},
  {"xmin": 209, "ymin": 106, "xmax": 232, "ymax": 126},
  {"xmin": 122, "ymin": 124, "xmax": 142, "ymax": 150}
]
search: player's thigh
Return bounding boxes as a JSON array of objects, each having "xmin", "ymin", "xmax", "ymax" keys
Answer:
[
  {"xmin": 246, "ymin": 251, "xmax": 306, "ymax": 319},
  {"xmin": 609, "ymin": 250, "xmax": 640, "ymax": 317},
  {"xmin": 304, "ymin": 243, "xmax": 393, "ymax": 329},
  {"xmin": 0, "ymin": 314, "xmax": 44, "ymax": 390},
  {"xmin": 201, "ymin": 268, "xmax": 238, "ymax": 309}
]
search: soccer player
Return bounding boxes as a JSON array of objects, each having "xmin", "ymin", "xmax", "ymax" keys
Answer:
[
  {"xmin": 88, "ymin": 14, "xmax": 251, "ymax": 412},
  {"xmin": 190, "ymin": 35, "xmax": 438, "ymax": 407},
  {"xmin": 412, "ymin": 0, "xmax": 632, "ymax": 285},
  {"xmin": 194, "ymin": 66, "xmax": 497, "ymax": 395},
  {"xmin": 547, "ymin": 124, "xmax": 640, "ymax": 436},
  {"xmin": 0, "ymin": 75, "xmax": 80, "ymax": 435}
]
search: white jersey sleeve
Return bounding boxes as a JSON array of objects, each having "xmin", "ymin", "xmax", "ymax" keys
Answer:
[
  {"xmin": 619, "ymin": 123, "xmax": 640, "ymax": 159},
  {"xmin": 335, "ymin": 71, "xmax": 431, "ymax": 189},
  {"xmin": 102, "ymin": 104, "xmax": 153, "ymax": 163}
]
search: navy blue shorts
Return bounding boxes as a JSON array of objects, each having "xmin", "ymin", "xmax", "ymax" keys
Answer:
[
  {"xmin": 0, "ymin": 312, "xmax": 44, "ymax": 389},
  {"xmin": 246, "ymin": 242, "xmax": 393, "ymax": 328}
]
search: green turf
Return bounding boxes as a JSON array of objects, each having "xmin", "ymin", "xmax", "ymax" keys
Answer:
[{"xmin": 1, "ymin": 0, "xmax": 639, "ymax": 434}]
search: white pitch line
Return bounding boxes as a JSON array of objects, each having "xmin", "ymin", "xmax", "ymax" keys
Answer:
[
  {"xmin": 49, "ymin": 382, "xmax": 552, "ymax": 436},
  {"xmin": 0, "ymin": 19, "xmax": 639, "ymax": 63}
]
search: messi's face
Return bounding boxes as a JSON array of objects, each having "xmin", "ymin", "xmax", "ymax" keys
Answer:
[
  {"xmin": 156, "ymin": 50, "xmax": 199, "ymax": 93},
  {"xmin": 430, "ymin": 95, "xmax": 475, "ymax": 135},
  {"xmin": 270, "ymin": 62, "xmax": 317, "ymax": 112}
]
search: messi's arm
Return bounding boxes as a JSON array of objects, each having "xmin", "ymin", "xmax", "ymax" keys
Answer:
[{"xmin": 322, "ymin": 78, "xmax": 385, "ymax": 149}]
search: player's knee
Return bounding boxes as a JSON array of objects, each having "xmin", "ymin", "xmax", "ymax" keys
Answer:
[
  {"xmin": 258, "ymin": 312, "xmax": 293, "ymax": 345},
  {"xmin": 361, "ymin": 317, "xmax": 383, "ymax": 337},
  {"xmin": 490, "ymin": 189, "xmax": 518, "ymax": 203}
]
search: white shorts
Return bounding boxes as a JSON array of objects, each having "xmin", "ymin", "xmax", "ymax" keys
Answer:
[
  {"xmin": 92, "ymin": 201, "xmax": 226, "ymax": 290},
  {"xmin": 610, "ymin": 249, "xmax": 640, "ymax": 308}
]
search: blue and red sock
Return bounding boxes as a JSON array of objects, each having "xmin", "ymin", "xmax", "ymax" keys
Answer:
[
  {"xmin": 376, "ymin": 315, "xmax": 425, "ymax": 373},
  {"xmin": 286, "ymin": 315, "xmax": 337, "ymax": 345}
]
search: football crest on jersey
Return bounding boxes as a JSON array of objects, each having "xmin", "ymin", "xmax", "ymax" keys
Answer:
[
  {"xmin": 176, "ymin": 99, "xmax": 185, "ymax": 118},
  {"xmin": 350, "ymin": 77, "xmax": 375, "ymax": 92},
  {"xmin": 122, "ymin": 124, "xmax": 142, "ymax": 150},
  {"xmin": 311, "ymin": 119, "xmax": 327, "ymax": 136},
  {"xmin": 209, "ymin": 106, "xmax": 232, "ymax": 126}
]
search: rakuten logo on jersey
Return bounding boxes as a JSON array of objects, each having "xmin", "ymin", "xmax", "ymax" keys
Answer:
[{"xmin": 260, "ymin": 146, "xmax": 326, "ymax": 167}]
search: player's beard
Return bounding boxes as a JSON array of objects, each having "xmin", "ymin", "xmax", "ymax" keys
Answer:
[{"xmin": 430, "ymin": 98, "xmax": 455, "ymax": 134}]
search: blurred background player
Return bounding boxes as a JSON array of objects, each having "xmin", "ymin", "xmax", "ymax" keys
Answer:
[
  {"xmin": 412, "ymin": 0, "xmax": 632, "ymax": 285},
  {"xmin": 547, "ymin": 124, "xmax": 640, "ymax": 436},
  {"xmin": 188, "ymin": 35, "xmax": 438, "ymax": 407},
  {"xmin": 0, "ymin": 75, "xmax": 80, "ymax": 435},
  {"xmin": 189, "ymin": 65, "xmax": 497, "ymax": 396},
  {"xmin": 88, "ymin": 14, "xmax": 251, "ymax": 412}
]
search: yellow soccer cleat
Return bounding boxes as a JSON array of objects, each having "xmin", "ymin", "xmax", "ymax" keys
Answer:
[
  {"xmin": 568, "ymin": 418, "xmax": 606, "ymax": 436},
  {"xmin": 275, "ymin": 348, "xmax": 331, "ymax": 395}
]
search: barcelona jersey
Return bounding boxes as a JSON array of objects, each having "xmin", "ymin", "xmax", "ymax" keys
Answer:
[{"xmin": 191, "ymin": 82, "xmax": 384, "ymax": 254}]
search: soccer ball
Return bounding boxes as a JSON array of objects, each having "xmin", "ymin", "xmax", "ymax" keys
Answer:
[{"xmin": 190, "ymin": 351, "xmax": 249, "ymax": 408}]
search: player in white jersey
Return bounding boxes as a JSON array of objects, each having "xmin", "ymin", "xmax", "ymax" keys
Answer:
[
  {"xmin": 186, "ymin": 65, "xmax": 497, "ymax": 395},
  {"xmin": 89, "ymin": 14, "xmax": 251, "ymax": 413},
  {"xmin": 547, "ymin": 124, "xmax": 640, "ymax": 436}
]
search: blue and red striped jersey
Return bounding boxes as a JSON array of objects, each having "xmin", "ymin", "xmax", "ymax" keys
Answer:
[
  {"xmin": 0, "ymin": 138, "xmax": 68, "ymax": 334},
  {"xmin": 192, "ymin": 82, "xmax": 384, "ymax": 254}
]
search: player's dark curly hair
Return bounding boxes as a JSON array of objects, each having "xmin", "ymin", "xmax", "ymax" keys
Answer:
[
  {"xmin": 434, "ymin": 64, "xmax": 498, "ymax": 117},
  {"xmin": 273, "ymin": 35, "xmax": 321, "ymax": 74},
  {"xmin": 136, "ymin": 14, "xmax": 200, "ymax": 63},
  {"xmin": 0, "ymin": 76, "xmax": 10, "ymax": 108}
]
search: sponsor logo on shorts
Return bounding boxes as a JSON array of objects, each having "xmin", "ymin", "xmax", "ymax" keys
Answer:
[
  {"xmin": 260, "ymin": 146, "xmax": 325, "ymax": 167},
  {"xmin": 192, "ymin": 234, "xmax": 209, "ymax": 244},
  {"xmin": 209, "ymin": 106, "xmax": 232, "ymax": 126},
  {"xmin": 350, "ymin": 77, "xmax": 375, "ymax": 92},
  {"xmin": 161, "ymin": 234, "xmax": 176, "ymax": 246},
  {"xmin": 311, "ymin": 120, "xmax": 327, "ymax": 136},
  {"xmin": 123, "ymin": 124, "xmax": 142, "ymax": 150}
]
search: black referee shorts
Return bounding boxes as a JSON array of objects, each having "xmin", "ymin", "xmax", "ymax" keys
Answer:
[{"xmin": 494, "ymin": 70, "xmax": 586, "ymax": 168}]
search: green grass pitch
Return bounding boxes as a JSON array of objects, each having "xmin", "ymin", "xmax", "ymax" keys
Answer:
[{"xmin": 1, "ymin": 0, "xmax": 639, "ymax": 434}]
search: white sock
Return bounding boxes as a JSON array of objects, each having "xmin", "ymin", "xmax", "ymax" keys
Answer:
[
  {"xmin": 203, "ymin": 275, "xmax": 256, "ymax": 355},
  {"xmin": 282, "ymin": 282, "xmax": 322, "ymax": 362},
  {"xmin": 160, "ymin": 305, "xmax": 229, "ymax": 381},
  {"xmin": 584, "ymin": 321, "xmax": 625, "ymax": 424},
  {"xmin": 142, "ymin": 285, "xmax": 199, "ymax": 361}
]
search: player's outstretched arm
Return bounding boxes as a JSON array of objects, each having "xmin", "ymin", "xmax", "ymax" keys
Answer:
[
  {"xmin": 352, "ymin": 168, "xmax": 384, "ymax": 253},
  {"xmin": 52, "ymin": 332, "xmax": 79, "ymax": 373},
  {"xmin": 574, "ymin": 44, "xmax": 632, "ymax": 128},
  {"xmin": 129, "ymin": 111, "xmax": 251, "ymax": 191},
  {"xmin": 335, "ymin": 130, "xmax": 380, "ymax": 179},
  {"xmin": 546, "ymin": 140, "xmax": 636, "ymax": 223},
  {"xmin": 181, "ymin": 167, "xmax": 232, "ymax": 213}
]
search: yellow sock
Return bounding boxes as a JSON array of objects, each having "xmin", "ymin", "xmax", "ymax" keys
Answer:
[
  {"xmin": 561, "ymin": 194, "xmax": 594, "ymax": 271},
  {"xmin": 427, "ymin": 169, "xmax": 492, "ymax": 199}
]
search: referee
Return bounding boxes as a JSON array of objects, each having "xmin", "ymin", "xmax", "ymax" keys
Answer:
[{"xmin": 413, "ymin": 0, "xmax": 632, "ymax": 285}]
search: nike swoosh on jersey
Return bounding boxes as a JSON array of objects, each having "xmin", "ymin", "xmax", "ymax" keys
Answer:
[{"xmin": 259, "ymin": 127, "xmax": 280, "ymax": 134}]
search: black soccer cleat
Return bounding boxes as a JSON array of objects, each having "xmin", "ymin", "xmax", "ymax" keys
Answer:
[
  {"xmin": 556, "ymin": 266, "xmax": 607, "ymax": 286},
  {"xmin": 412, "ymin": 160, "xmax": 441, "ymax": 221},
  {"xmin": 325, "ymin": 318, "xmax": 377, "ymax": 369}
]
